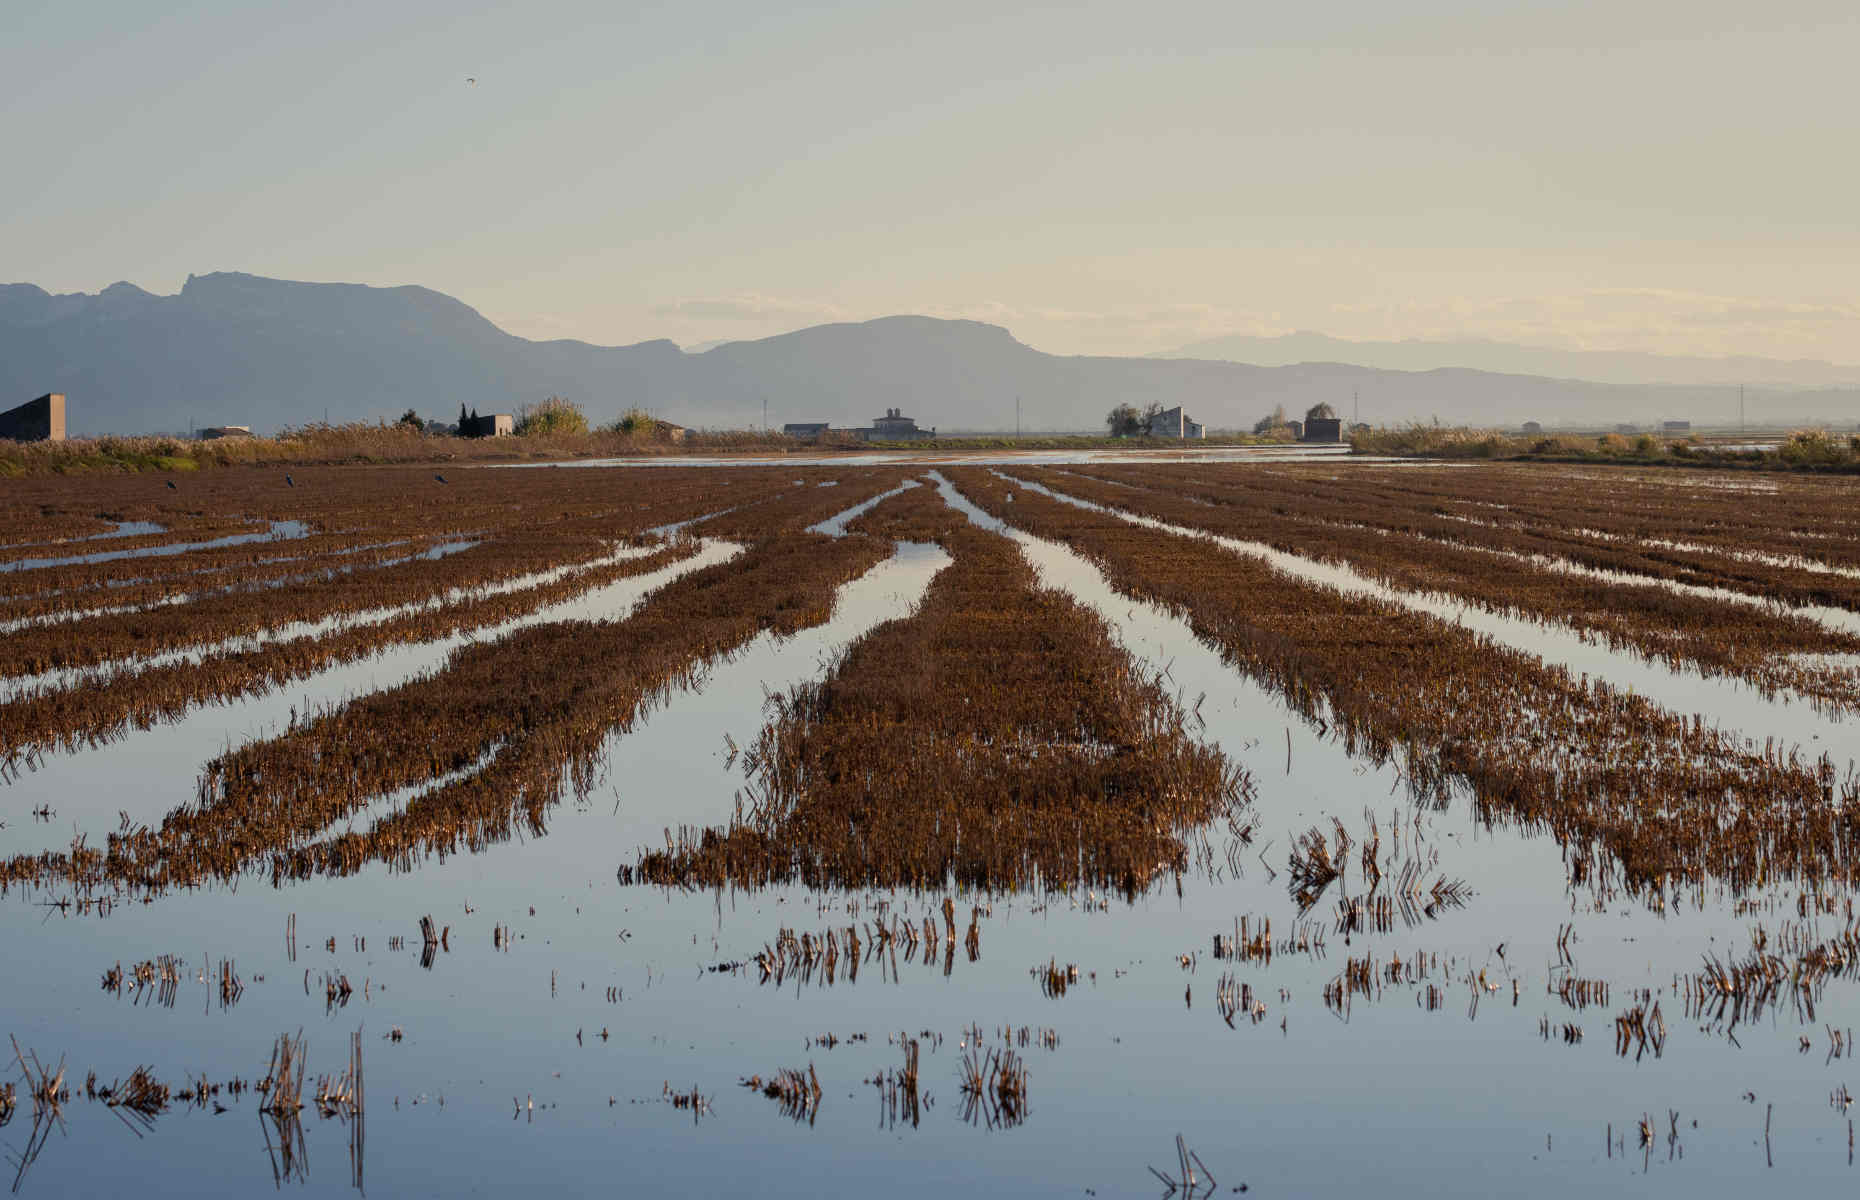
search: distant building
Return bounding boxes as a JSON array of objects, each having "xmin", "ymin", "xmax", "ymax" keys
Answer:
[
  {"xmin": 1286, "ymin": 420, "xmax": 1304, "ymax": 441},
  {"xmin": 460, "ymin": 413, "xmax": 514, "ymax": 438},
  {"xmin": 197, "ymin": 425, "xmax": 253, "ymax": 440},
  {"xmin": 1521, "ymin": 421, "xmax": 1543, "ymax": 435},
  {"xmin": 1662, "ymin": 420, "xmax": 1692, "ymax": 436},
  {"xmin": 1147, "ymin": 406, "xmax": 1205, "ymax": 439},
  {"xmin": 1301, "ymin": 402, "xmax": 1341, "ymax": 443},
  {"xmin": 866, "ymin": 408, "xmax": 934, "ymax": 440},
  {"xmin": 783, "ymin": 422, "xmax": 831, "ymax": 439},
  {"xmin": 0, "ymin": 393, "xmax": 66, "ymax": 442},
  {"xmin": 1614, "ymin": 423, "xmax": 1640, "ymax": 435},
  {"xmin": 657, "ymin": 421, "xmax": 687, "ymax": 443}
]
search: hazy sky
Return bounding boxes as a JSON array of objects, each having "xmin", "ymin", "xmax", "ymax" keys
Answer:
[{"xmin": 7, "ymin": 1, "xmax": 1858, "ymax": 359}]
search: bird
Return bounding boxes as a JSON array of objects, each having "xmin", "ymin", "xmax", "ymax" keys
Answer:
[
  {"xmin": 165, "ymin": 479, "xmax": 177, "ymax": 490},
  {"xmin": 285, "ymin": 474, "xmax": 295, "ymax": 487},
  {"xmin": 434, "ymin": 473, "xmax": 449, "ymax": 484},
  {"xmin": 466, "ymin": 77, "xmax": 477, "ymax": 86}
]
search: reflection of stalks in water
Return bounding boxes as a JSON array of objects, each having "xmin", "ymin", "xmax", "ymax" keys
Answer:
[
  {"xmin": 1148, "ymin": 1134, "xmax": 1216, "ymax": 1199},
  {"xmin": 662, "ymin": 1083, "xmax": 713, "ymax": 1123},
  {"xmin": 7, "ymin": 1040, "xmax": 64, "ymax": 1120},
  {"xmin": 6, "ymin": 1108, "xmax": 58, "ymax": 1196},
  {"xmin": 261, "ymin": 1031, "xmax": 308, "ymax": 1118},
  {"xmin": 314, "ymin": 1032, "xmax": 364, "ymax": 1119},
  {"xmin": 311, "ymin": 1033, "xmax": 366, "ymax": 1193},
  {"xmin": 1288, "ymin": 825, "xmax": 1341, "ymax": 913},
  {"xmin": 260, "ymin": 1108, "xmax": 310, "ymax": 1189},
  {"xmin": 870, "ymin": 1040, "xmax": 921, "ymax": 1129},
  {"xmin": 6, "ymin": 1039, "xmax": 68, "ymax": 1194},
  {"xmin": 957, "ymin": 1043, "xmax": 1027, "ymax": 1129},
  {"xmin": 742, "ymin": 1065, "xmax": 822, "ymax": 1125},
  {"xmin": 100, "ymin": 1066, "xmax": 169, "ymax": 1137}
]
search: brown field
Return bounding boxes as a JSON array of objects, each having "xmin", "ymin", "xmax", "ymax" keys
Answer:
[{"xmin": 3, "ymin": 458, "xmax": 1857, "ymax": 902}]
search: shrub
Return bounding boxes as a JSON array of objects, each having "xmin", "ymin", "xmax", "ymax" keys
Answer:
[
  {"xmin": 1779, "ymin": 428, "xmax": 1850, "ymax": 466},
  {"xmin": 610, "ymin": 407, "xmax": 653, "ymax": 436},
  {"xmin": 515, "ymin": 396, "xmax": 588, "ymax": 437}
]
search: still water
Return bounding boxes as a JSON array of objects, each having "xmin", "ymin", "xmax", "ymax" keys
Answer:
[{"xmin": 1, "ymin": 471, "xmax": 1855, "ymax": 1197}]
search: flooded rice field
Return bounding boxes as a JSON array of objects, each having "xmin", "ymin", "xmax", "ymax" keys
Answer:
[{"xmin": 3, "ymin": 458, "xmax": 1860, "ymax": 1196}]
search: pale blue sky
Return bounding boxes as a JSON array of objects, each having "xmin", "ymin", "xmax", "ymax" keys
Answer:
[{"xmin": 6, "ymin": 1, "xmax": 1857, "ymax": 358}]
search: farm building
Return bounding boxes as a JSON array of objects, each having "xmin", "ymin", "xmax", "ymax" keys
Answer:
[
  {"xmin": 460, "ymin": 412, "xmax": 514, "ymax": 438},
  {"xmin": 1302, "ymin": 403, "xmax": 1342, "ymax": 443},
  {"xmin": 783, "ymin": 422, "xmax": 830, "ymax": 439},
  {"xmin": 867, "ymin": 409, "xmax": 934, "ymax": 440},
  {"xmin": 1147, "ymin": 406, "xmax": 1205, "ymax": 439},
  {"xmin": 1662, "ymin": 420, "xmax": 1692, "ymax": 435},
  {"xmin": 197, "ymin": 425, "xmax": 252, "ymax": 440},
  {"xmin": 0, "ymin": 393, "xmax": 65, "ymax": 442}
]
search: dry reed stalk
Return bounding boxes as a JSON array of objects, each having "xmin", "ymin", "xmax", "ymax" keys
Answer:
[
  {"xmin": 638, "ymin": 484, "xmax": 1248, "ymax": 894},
  {"xmin": 949, "ymin": 467, "xmax": 1860, "ymax": 898}
]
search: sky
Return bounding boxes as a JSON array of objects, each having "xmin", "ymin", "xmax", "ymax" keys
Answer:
[{"xmin": 5, "ymin": 0, "xmax": 1859, "ymax": 360}]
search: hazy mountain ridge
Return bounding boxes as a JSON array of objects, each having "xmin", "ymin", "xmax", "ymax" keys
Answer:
[
  {"xmin": 3, "ymin": 273, "xmax": 1855, "ymax": 436},
  {"xmin": 1158, "ymin": 331, "xmax": 1860, "ymax": 390}
]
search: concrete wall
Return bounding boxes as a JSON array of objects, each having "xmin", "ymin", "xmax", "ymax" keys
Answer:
[{"xmin": 0, "ymin": 393, "xmax": 65, "ymax": 442}]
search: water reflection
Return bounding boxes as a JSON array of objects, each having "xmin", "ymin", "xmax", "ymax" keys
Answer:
[{"xmin": 1, "ymin": 521, "xmax": 310, "ymax": 573}]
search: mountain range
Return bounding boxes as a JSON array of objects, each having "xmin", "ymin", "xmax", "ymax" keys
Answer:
[
  {"xmin": 1157, "ymin": 331, "xmax": 1860, "ymax": 390},
  {"xmin": 3, "ymin": 272, "xmax": 1855, "ymax": 436}
]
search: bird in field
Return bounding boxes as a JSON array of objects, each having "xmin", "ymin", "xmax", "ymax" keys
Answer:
[
  {"xmin": 285, "ymin": 474, "xmax": 295, "ymax": 487},
  {"xmin": 165, "ymin": 479, "xmax": 177, "ymax": 490},
  {"xmin": 434, "ymin": 473, "xmax": 449, "ymax": 484}
]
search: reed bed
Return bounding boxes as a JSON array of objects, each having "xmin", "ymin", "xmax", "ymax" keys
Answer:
[
  {"xmin": 947, "ymin": 468, "xmax": 1860, "ymax": 895},
  {"xmin": 688, "ymin": 469, "xmax": 911, "ymax": 539},
  {"xmin": 0, "ymin": 513, "xmax": 703, "ymax": 679},
  {"xmin": 0, "ymin": 538, "xmax": 698, "ymax": 763},
  {"xmin": 0, "ymin": 524, "xmax": 889, "ymax": 895},
  {"xmin": 636, "ymin": 483, "xmax": 1249, "ymax": 894},
  {"xmin": 0, "ymin": 462, "xmax": 764, "ymax": 579},
  {"xmin": 1067, "ymin": 461, "xmax": 1860, "ymax": 606},
  {"xmin": 1023, "ymin": 466, "xmax": 1860, "ymax": 709}
]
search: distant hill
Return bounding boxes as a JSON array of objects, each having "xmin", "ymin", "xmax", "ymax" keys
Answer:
[
  {"xmin": 3, "ymin": 273, "xmax": 1856, "ymax": 436},
  {"xmin": 1157, "ymin": 331, "xmax": 1860, "ymax": 390}
]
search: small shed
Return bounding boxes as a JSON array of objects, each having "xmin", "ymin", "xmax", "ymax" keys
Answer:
[
  {"xmin": 197, "ymin": 425, "xmax": 253, "ymax": 440},
  {"xmin": 1301, "ymin": 402, "xmax": 1342, "ymax": 443},
  {"xmin": 461, "ymin": 413, "xmax": 514, "ymax": 438},
  {"xmin": 0, "ymin": 393, "xmax": 65, "ymax": 442}
]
